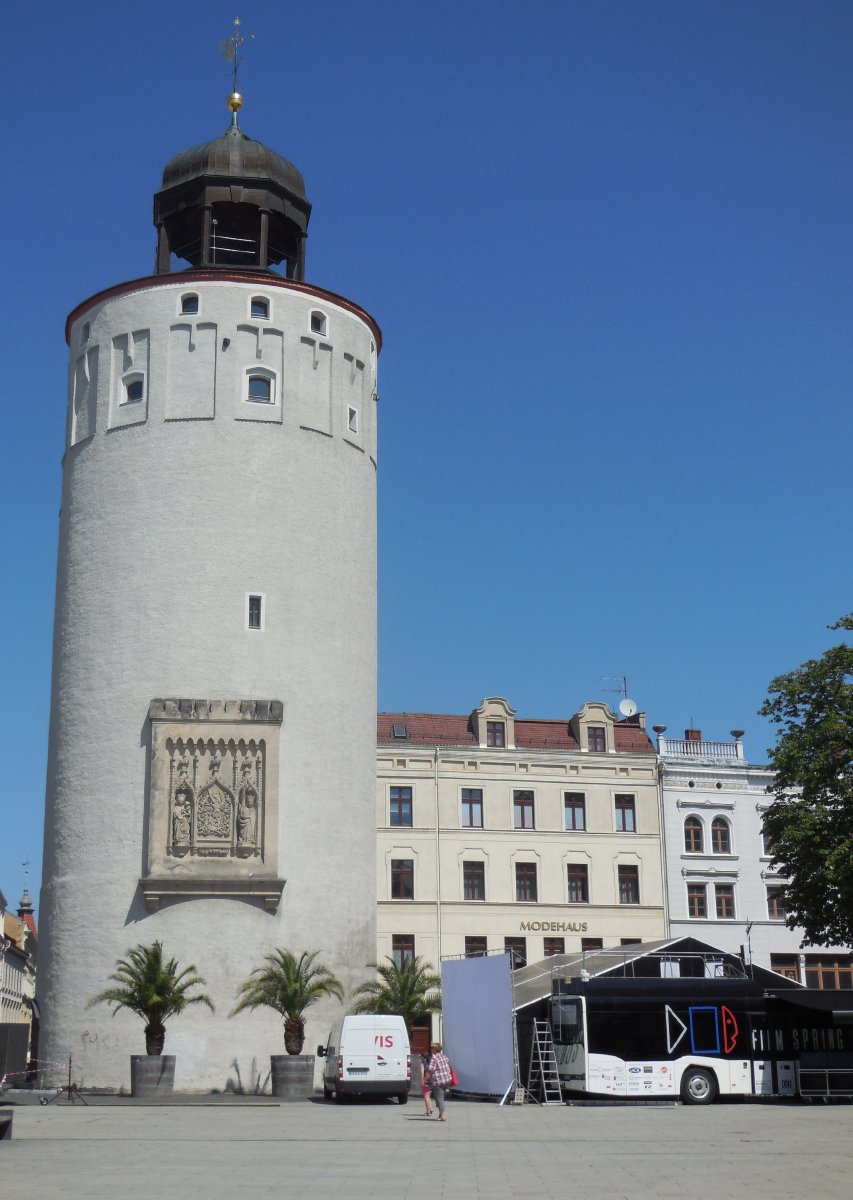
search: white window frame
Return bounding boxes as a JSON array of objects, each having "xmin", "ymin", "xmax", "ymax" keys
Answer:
[
  {"xmin": 245, "ymin": 591, "xmax": 266, "ymax": 632},
  {"xmin": 249, "ymin": 295, "xmax": 271, "ymax": 321},
  {"xmin": 179, "ymin": 292, "xmax": 200, "ymax": 316},
  {"xmin": 121, "ymin": 371, "xmax": 146, "ymax": 406},
  {"xmin": 243, "ymin": 366, "xmax": 278, "ymax": 407},
  {"xmin": 310, "ymin": 309, "xmax": 328, "ymax": 337}
]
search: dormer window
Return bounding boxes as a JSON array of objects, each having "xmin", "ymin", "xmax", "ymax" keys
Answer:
[
  {"xmin": 486, "ymin": 721, "xmax": 505, "ymax": 748},
  {"xmin": 181, "ymin": 294, "xmax": 199, "ymax": 315},
  {"xmin": 251, "ymin": 297, "xmax": 269, "ymax": 320},
  {"xmin": 392, "ymin": 723, "xmax": 408, "ymax": 739},
  {"xmin": 588, "ymin": 726, "xmax": 606, "ymax": 752},
  {"xmin": 247, "ymin": 374, "xmax": 272, "ymax": 404},
  {"xmin": 310, "ymin": 310, "xmax": 327, "ymax": 336}
]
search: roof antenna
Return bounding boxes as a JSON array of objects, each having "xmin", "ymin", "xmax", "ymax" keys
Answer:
[{"xmin": 220, "ymin": 16, "xmax": 254, "ymax": 126}]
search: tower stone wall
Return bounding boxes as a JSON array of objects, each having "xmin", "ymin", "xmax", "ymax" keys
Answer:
[{"xmin": 39, "ymin": 274, "xmax": 380, "ymax": 1089}]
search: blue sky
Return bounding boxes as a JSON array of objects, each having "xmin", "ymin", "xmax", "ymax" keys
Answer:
[{"xmin": 2, "ymin": 1, "xmax": 851, "ymax": 913}]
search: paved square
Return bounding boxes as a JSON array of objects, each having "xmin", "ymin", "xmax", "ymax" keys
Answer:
[{"xmin": 3, "ymin": 1098, "xmax": 852, "ymax": 1200}]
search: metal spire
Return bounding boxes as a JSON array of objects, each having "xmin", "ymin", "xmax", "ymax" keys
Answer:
[{"xmin": 220, "ymin": 17, "xmax": 254, "ymax": 125}]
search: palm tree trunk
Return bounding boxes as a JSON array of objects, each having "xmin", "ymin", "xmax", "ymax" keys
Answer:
[
  {"xmin": 284, "ymin": 1016, "xmax": 305, "ymax": 1055},
  {"xmin": 145, "ymin": 1023, "xmax": 166, "ymax": 1055}
]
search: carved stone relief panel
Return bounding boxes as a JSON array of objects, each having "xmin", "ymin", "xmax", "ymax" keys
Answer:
[{"xmin": 143, "ymin": 699, "xmax": 284, "ymax": 911}]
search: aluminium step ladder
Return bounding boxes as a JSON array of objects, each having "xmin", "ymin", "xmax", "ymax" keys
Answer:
[{"xmin": 527, "ymin": 1020, "xmax": 564, "ymax": 1105}]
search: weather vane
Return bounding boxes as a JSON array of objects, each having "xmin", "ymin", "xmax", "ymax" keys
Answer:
[{"xmin": 220, "ymin": 17, "xmax": 254, "ymax": 120}]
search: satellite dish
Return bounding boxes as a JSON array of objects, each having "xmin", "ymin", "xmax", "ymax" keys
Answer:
[{"xmin": 619, "ymin": 698, "xmax": 638, "ymax": 718}]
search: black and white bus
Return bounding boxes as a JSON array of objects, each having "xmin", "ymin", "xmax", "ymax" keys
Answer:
[{"xmin": 545, "ymin": 955, "xmax": 853, "ymax": 1104}]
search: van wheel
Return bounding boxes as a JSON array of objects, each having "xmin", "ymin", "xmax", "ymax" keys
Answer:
[
  {"xmin": 323, "ymin": 1082, "xmax": 333, "ymax": 1099},
  {"xmin": 680, "ymin": 1067, "xmax": 717, "ymax": 1105},
  {"xmin": 397, "ymin": 1092, "xmax": 408, "ymax": 1105}
]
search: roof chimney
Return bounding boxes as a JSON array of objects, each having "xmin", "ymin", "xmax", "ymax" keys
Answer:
[{"xmin": 684, "ymin": 728, "xmax": 702, "ymax": 741}]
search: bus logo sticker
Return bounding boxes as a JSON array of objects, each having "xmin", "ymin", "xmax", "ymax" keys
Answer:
[
  {"xmin": 665, "ymin": 1005, "xmax": 687, "ymax": 1053},
  {"xmin": 689, "ymin": 1007, "xmax": 721, "ymax": 1055},
  {"xmin": 721, "ymin": 1006, "xmax": 739, "ymax": 1054}
]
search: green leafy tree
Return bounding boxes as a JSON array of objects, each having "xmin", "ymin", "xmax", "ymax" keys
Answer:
[
  {"xmin": 351, "ymin": 955, "xmax": 441, "ymax": 1034},
  {"xmin": 231, "ymin": 949, "xmax": 344, "ymax": 1055},
  {"xmin": 88, "ymin": 941, "xmax": 214, "ymax": 1055},
  {"xmin": 759, "ymin": 615, "xmax": 853, "ymax": 946}
]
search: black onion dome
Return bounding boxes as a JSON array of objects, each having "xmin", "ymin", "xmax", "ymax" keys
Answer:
[{"xmin": 161, "ymin": 124, "xmax": 307, "ymax": 201}]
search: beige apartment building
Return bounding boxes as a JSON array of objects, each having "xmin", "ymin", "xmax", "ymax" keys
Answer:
[{"xmin": 377, "ymin": 697, "xmax": 666, "ymax": 970}]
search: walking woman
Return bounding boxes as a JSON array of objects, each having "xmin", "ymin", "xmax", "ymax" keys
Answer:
[
  {"xmin": 425, "ymin": 1041, "xmax": 453, "ymax": 1122},
  {"xmin": 420, "ymin": 1047, "xmax": 433, "ymax": 1117}
]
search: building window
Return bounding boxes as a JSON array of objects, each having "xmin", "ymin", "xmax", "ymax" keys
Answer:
[
  {"xmin": 247, "ymin": 594, "xmax": 263, "ymax": 630},
  {"xmin": 81, "ymin": 321, "xmax": 90, "ymax": 343},
  {"xmin": 486, "ymin": 720, "xmax": 505, "ymax": 748},
  {"xmin": 544, "ymin": 937, "xmax": 565, "ymax": 957},
  {"xmin": 684, "ymin": 816, "xmax": 703, "ymax": 853},
  {"xmin": 463, "ymin": 861, "xmax": 486, "ymax": 901},
  {"xmin": 390, "ymin": 858, "xmax": 414, "ymax": 900},
  {"xmin": 766, "ymin": 886, "xmax": 787, "ymax": 921},
  {"xmin": 310, "ymin": 310, "xmax": 327, "ymax": 336},
  {"xmin": 389, "ymin": 786, "xmax": 412, "ymax": 827},
  {"xmin": 588, "ymin": 726, "xmax": 606, "ymax": 752},
  {"xmin": 582, "ymin": 938, "xmax": 603, "ymax": 952},
  {"xmin": 711, "ymin": 817, "xmax": 731, "ymax": 854},
  {"xmin": 618, "ymin": 865, "xmax": 640, "ymax": 905},
  {"xmin": 515, "ymin": 862, "xmax": 538, "ymax": 902},
  {"xmin": 715, "ymin": 884, "xmax": 735, "ymax": 919},
  {"xmin": 505, "ymin": 937, "xmax": 527, "ymax": 969},
  {"xmin": 347, "ymin": 406, "xmax": 358, "ymax": 433},
  {"xmin": 125, "ymin": 378, "xmax": 144, "ymax": 404},
  {"xmin": 461, "ymin": 788, "xmax": 483, "ymax": 828},
  {"xmin": 567, "ymin": 864, "xmax": 589, "ymax": 904},
  {"xmin": 620, "ymin": 938, "xmax": 642, "ymax": 946},
  {"xmin": 181, "ymin": 293, "xmax": 199, "ymax": 315},
  {"xmin": 392, "ymin": 934, "xmax": 415, "ymax": 967},
  {"xmin": 513, "ymin": 790, "xmax": 535, "ymax": 829},
  {"xmin": 761, "ymin": 828, "xmax": 774, "ymax": 856},
  {"xmin": 803, "ymin": 955, "xmax": 853, "ymax": 990},
  {"xmin": 770, "ymin": 955, "xmax": 801, "ymax": 983},
  {"xmin": 251, "ymin": 297, "xmax": 269, "ymax": 319},
  {"xmin": 247, "ymin": 374, "xmax": 273, "ymax": 403},
  {"xmin": 392, "ymin": 723, "xmax": 408, "ymax": 739},
  {"xmin": 465, "ymin": 936, "xmax": 488, "ymax": 958},
  {"xmin": 615, "ymin": 794, "xmax": 636, "ymax": 832},
  {"xmin": 564, "ymin": 793, "xmax": 586, "ymax": 831},
  {"xmin": 687, "ymin": 883, "xmax": 707, "ymax": 918}
]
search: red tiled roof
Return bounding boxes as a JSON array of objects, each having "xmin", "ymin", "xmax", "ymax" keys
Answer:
[{"xmin": 377, "ymin": 712, "xmax": 654, "ymax": 753}]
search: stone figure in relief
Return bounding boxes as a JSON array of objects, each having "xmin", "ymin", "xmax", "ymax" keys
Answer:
[
  {"xmin": 236, "ymin": 759, "xmax": 259, "ymax": 850},
  {"xmin": 172, "ymin": 790, "xmax": 192, "ymax": 845}
]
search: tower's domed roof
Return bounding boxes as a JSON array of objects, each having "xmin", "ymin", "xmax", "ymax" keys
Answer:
[{"xmin": 161, "ymin": 124, "xmax": 307, "ymax": 201}]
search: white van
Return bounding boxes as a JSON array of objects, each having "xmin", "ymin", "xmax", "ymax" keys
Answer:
[{"xmin": 318, "ymin": 1014, "xmax": 411, "ymax": 1103}]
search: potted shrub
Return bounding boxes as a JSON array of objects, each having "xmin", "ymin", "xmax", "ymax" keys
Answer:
[
  {"xmin": 88, "ymin": 941, "xmax": 214, "ymax": 1096},
  {"xmin": 231, "ymin": 949, "xmax": 343, "ymax": 1099}
]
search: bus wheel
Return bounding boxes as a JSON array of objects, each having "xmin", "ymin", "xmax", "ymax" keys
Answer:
[{"xmin": 680, "ymin": 1067, "xmax": 717, "ymax": 1105}]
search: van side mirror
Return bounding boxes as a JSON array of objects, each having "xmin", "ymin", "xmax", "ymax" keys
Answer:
[{"xmin": 316, "ymin": 1045, "xmax": 326, "ymax": 1057}]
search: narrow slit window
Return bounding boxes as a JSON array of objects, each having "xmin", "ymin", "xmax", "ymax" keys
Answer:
[
  {"xmin": 81, "ymin": 322, "xmax": 91, "ymax": 343},
  {"xmin": 181, "ymin": 294, "xmax": 199, "ymax": 315},
  {"xmin": 251, "ymin": 297, "xmax": 269, "ymax": 320},
  {"xmin": 247, "ymin": 595, "xmax": 263, "ymax": 630},
  {"xmin": 247, "ymin": 375, "xmax": 272, "ymax": 404},
  {"xmin": 310, "ymin": 310, "xmax": 327, "ymax": 336},
  {"xmin": 348, "ymin": 406, "xmax": 358, "ymax": 433}
]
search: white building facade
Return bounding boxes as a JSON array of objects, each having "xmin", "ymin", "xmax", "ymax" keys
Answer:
[
  {"xmin": 657, "ymin": 727, "xmax": 853, "ymax": 988},
  {"xmin": 39, "ymin": 104, "xmax": 380, "ymax": 1089},
  {"xmin": 377, "ymin": 698, "xmax": 667, "ymax": 974}
]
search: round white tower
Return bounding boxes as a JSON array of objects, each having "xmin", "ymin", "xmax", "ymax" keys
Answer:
[{"xmin": 38, "ymin": 103, "xmax": 380, "ymax": 1090}]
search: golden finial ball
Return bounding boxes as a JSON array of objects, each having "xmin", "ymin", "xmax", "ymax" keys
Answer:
[{"xmin": 227, "ymin": 92, "xmax": 244, "ymax": 112}]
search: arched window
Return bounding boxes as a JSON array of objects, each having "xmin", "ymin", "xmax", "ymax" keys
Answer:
[
  {"xmin": 181, "ymin": 293, "xmax": 199, "ymax": 315},
  {"xmin": 310, "ymin": 310, "xmax": 327, "ymax": 336},
  {"xmin": 250, "ymin": 297, "xmax": 269, "ymax": 320},
  {"xmin": 247, "ymin": 374, "xmax": 272, "ymax": 404},
  {"xmin": 711, "ymin": 817, "xmax": 731, "ymax": 854},
  {"xmin": 684, "ymin": 816, "xmax": 703, "ymax": 853},
  {"xmin": 123, "ymin": 374, "xmax": 145, "ymax": 404},
  {"xmin": 81, "ymin": 321, "xmax": 91, "ymax": 343}
]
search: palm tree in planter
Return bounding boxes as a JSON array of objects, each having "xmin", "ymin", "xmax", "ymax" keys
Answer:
[
  {"xmin": 351, "ymin": 955, "xmax": 441, "ymax": 1036},
  {"xmin": 232, "ymin": 949, "xmax": 343, "ymax": 1097},
  {"xmin": 88, "ymin": 941, "xmax": 214, "ymax": 1095}
]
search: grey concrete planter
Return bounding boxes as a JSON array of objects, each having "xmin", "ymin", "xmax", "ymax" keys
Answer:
[
  {"xmin": 270, "ymin": 1054, "xmax": 314, "ymax": 1100},
  {"xmin": 130, "ymin": 1055, "xmax": 176, "ymax": 1097}
]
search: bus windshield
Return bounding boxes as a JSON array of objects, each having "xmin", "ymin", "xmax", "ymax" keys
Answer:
[{"xmin": 551, "ymin": 998, "xmax": 584, "ymax": 1047}]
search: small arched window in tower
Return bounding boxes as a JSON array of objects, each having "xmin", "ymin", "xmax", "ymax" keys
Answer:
[
  {"xmin": 250, "ymin": 297, "xmax": 269, "ymax": 320},
  {"xmin": 711, "ymin": 817, "xmax": 731, "ymax": 854},
  {"xmin": 123, "ymin": 375, "xmax": 145, "ymax": 405},
  {"xmin": 181, "ymin": 293, "xmax": 199, "ymax": 315},
  {"xmin": 310, "ymin": 310, "xmax": 327, "ymax": 336},
  {"xmin": 247, "ymin": 373, "xmax": 273, "ymax": 404},
  {"xmin": 684, "ymin": 816, "xmax": 703, "ymax": 853}
]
